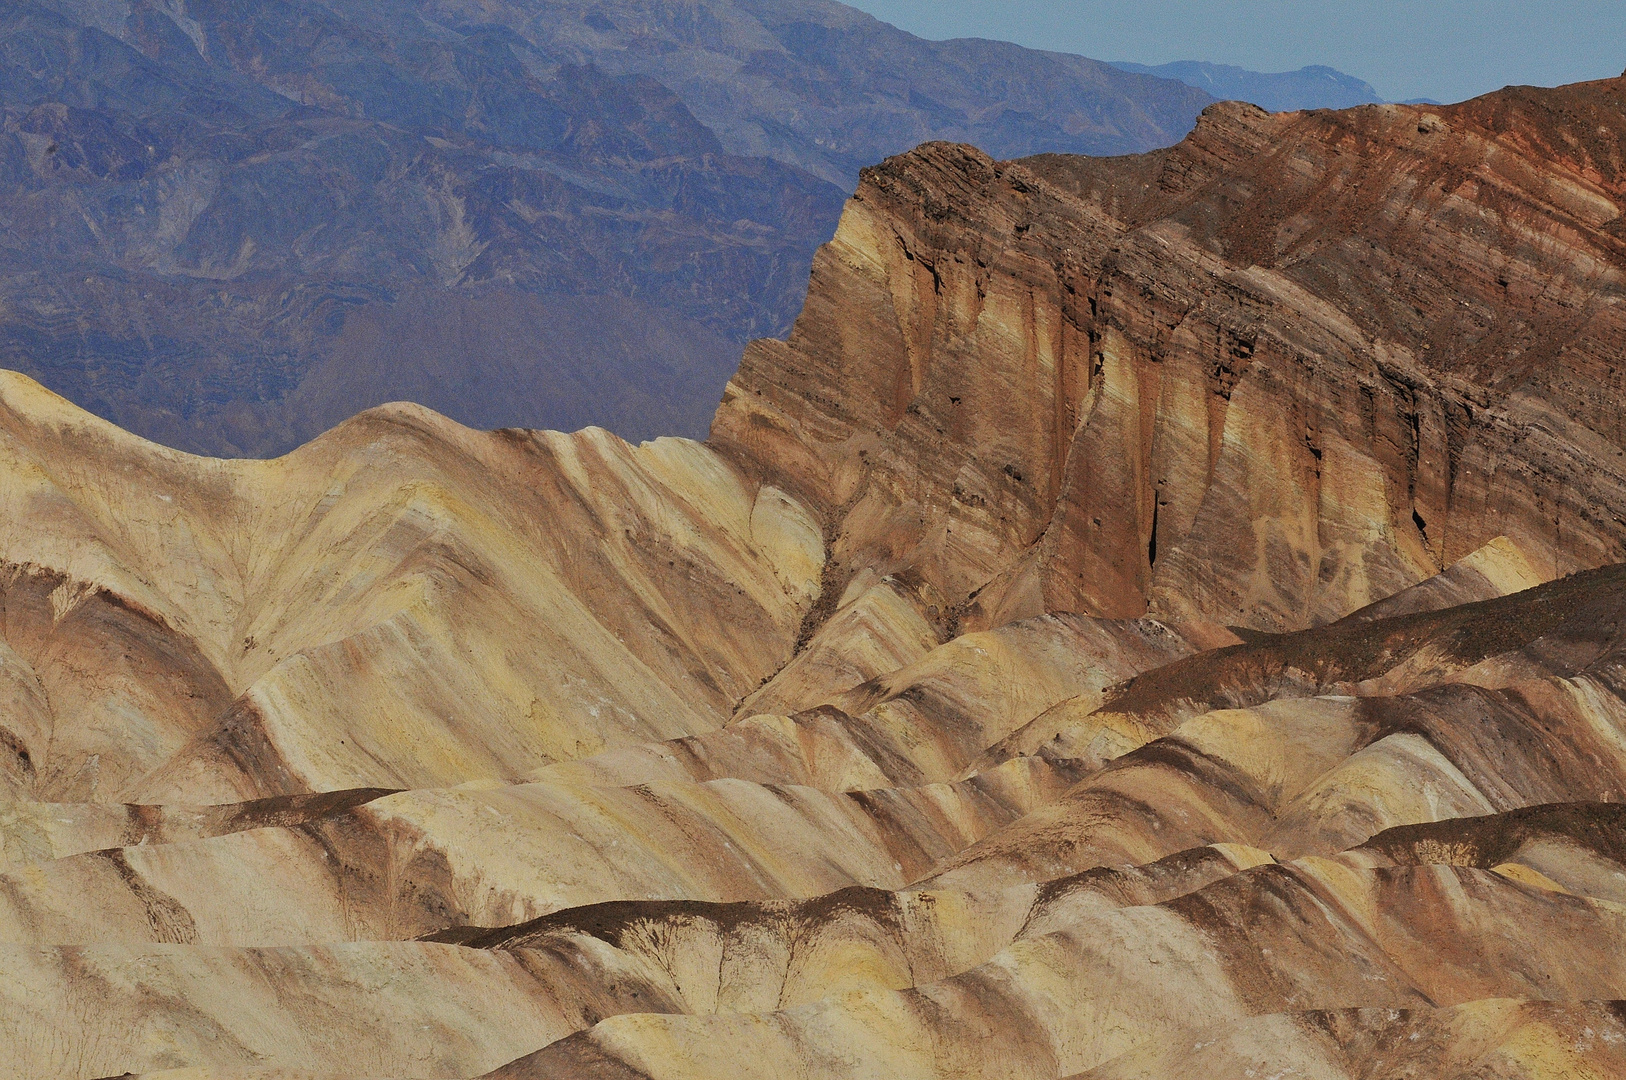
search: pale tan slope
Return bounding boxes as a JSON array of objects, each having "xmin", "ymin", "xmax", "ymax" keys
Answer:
[
  {"xmin": 926, "ymin": 667, "xmax": 1626, "ymax": 894},
  {"xmin": 0, "ymin": 757, "xmax": 1092, "ymax": 948},
  {"xmin": 0, "ymin": 789, "xmax": 393, "ymax": 871},
  {"xmin": 1350, "ymin": 803, "xmax": 1626, "ymax": 906},
  {"xmin": 13, "ymin": 804, "xmax": 1623, "ymax": 1080},
  {"xmin": 470, "ymin": 569, "xmax": 1626, "ymax": 1079},
  {"xmin": 0, "ymin": 373, "xmax": 1619, "ymax": 1080},
  {"xmin": 129, "ymin": 1072, "xmax": 415, "ymax": 1080},
  {"xmin": 104, "ymin": 1003, "xmax": 1626, "ymax": 1080},
  {"xmin": 1073, "ymin": 999, "xmax": 1626, "ymax": 1080},
  {"xmin": 0, "ymin": 942, "xmax": 581, "ymax": 1080},
  {"xmin": 0, "ymin": 372, "xmax": 822, "ymax": 802},
  {"xmin": 131, "ymin": 1072, "xmax": 418, "ymax": 1080},
  {"xmin": 737, "ymin": 575, "xmax": 946, "ymax": 720},
  {"xmin": 531, "ymin": 613, "xmax": 1191, "ymax": 794},
  {"xmin": 981, "ymin": 555, "xmax": 1626, "ymax": 785},
  {"xmin": 131, "ymin": 1072, "xmax": 420, "ymax": 1080},
  {"xmin": 0, "ymin": 843, "xmax": 1276, "ymax": 1079},
  {"xmin": 439, "ymin": 844, "xmax": 1270, "ymax": 1014},
  {"xmin": 1337, "ymin": 535, "xmax": 1551, "ymax": 623},
  {"xmin": 493, "ymin": 860, "xmax": 1626, "ymax": 1080}
]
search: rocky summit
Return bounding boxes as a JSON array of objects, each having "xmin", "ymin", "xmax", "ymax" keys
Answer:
[{"xmin": 5, "ymin": 74, "xmax": 1626, "ymax": 1080}]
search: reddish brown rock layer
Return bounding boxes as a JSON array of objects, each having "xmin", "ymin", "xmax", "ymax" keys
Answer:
[{"xmin": 714, "ymin": 77, "xmax": 1626, "ymax": 633}]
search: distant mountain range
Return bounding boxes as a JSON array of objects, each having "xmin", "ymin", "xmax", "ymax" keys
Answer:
[
  {"xmin": 0, "ymin": 0, "xmax": 1215, "ymax": 455},
  {"xmin": 1108, "ymin": 60, "xmax": 1385, "ymax": 112}
]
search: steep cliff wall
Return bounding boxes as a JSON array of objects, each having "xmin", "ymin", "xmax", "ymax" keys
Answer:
[{"xmin": 715, "ymin": 76, "xmax": 1626, "ymax": 633}]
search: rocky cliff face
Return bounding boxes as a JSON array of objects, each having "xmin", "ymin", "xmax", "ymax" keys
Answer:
[
  {"xmin": 6, "ymin": 76, "xmax": 1626, "ymax": 1080},
  {"xmin": 715, "ymin": 75, "xmax": 1626, "ymax": 634}
]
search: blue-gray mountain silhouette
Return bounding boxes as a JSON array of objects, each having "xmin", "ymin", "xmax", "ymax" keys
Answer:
[
  {"xmin": 1109, "ymin": 60, "xmax": 1383, "ymax": 112},
  {"xmin": 0, "ymin": 0, "xmax": 1212, "ymax": 455}
]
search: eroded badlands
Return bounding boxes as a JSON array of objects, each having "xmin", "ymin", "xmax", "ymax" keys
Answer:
[{"xmin": 8, "ymin": 75, "xmax": 1626, "ymax": 1080}]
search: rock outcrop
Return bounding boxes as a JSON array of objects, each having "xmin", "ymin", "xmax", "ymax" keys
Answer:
[
  {"xmin": 715, "ymin": 75, "xmax": 1626, "ymax": 634},
  {"xmin": 6, "ymin": 76, "xmax": 1626, "ymax": 1080}
]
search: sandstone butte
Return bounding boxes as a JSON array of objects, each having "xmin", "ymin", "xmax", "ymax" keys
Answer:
[{"xmin": 5, "ymin": 75, "xmax": 1626, "ymax": 1080}]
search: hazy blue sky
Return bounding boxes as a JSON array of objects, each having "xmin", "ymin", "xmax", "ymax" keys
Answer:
[{"xmin": 839, "ymin": 1, "xmax": 1626, "ymax": 104}]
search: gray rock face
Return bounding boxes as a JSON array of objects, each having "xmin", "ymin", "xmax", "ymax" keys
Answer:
[{"xmin": 0, "ymin": 0, "xmax": 1212, "ymax": 455}]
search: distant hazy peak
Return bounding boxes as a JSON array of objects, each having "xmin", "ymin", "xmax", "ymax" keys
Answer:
[{"xmin": 1109, "ymin": 58, "xmax": 1383, "ymax": 112}]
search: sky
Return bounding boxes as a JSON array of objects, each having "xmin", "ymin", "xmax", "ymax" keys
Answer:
[{"xmin": 839, "ymin": 1, "xmax": 1626, "ymax": 105}]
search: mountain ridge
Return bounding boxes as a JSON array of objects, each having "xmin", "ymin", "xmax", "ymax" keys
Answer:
[
  {"xmin": 1107, "ymin": 59, "xmax": 1385, "ymax": 112},
  {"xmin": 0, "ymin": 0, "xmax": 1214, "ymax": 457}
]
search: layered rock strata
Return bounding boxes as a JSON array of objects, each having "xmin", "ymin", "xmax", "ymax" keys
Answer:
[{"xmin": 714, "ymin": 75, "xmax": 1626, "ymax": 633}]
